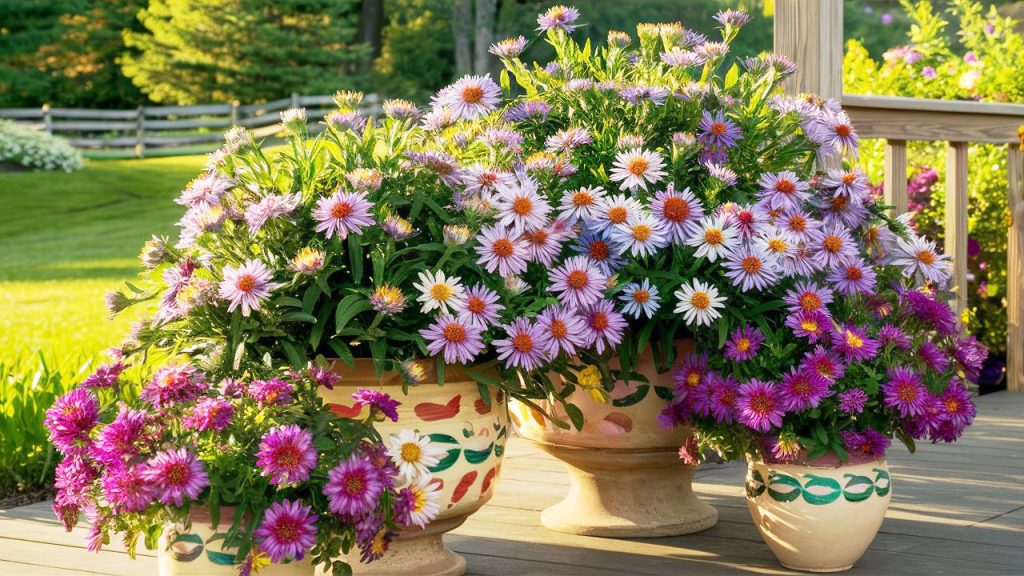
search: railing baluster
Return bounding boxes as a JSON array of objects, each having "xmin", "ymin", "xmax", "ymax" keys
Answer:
[
  {"xmin": 883, "ymin": 139, "xmax": 908, "ymax": 215},
  {"xmin": 945, "ymin": 142, "xmax": 969, "ymax": 318},
  {"xmin": 1008, "ymin": 145, "xmax": 1024, "ymax": 392}
]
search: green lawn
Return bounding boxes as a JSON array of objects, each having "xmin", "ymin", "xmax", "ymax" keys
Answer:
[{"xmin": 0, "ymin": 155, "xmax": 206, "ymax": 359}]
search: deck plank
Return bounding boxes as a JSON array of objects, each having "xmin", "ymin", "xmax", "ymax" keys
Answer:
[{"xmin": 2, "ymin": 391, "xmax": 1023, "ymax": 575}]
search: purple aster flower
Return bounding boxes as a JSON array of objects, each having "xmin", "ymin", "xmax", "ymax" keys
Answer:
[
  {"xmin": 736, "ymin": 379, "xmax": 785, "ymax": 433},
  {"xmin": 523, "ymin": 225, "xmax": 568, "ymax": 267},
  {"xmin": 785, "ymin": 309, "xmax": 831, "ymax": 343},
  {"xmin": 454, "ymin": 284, "xmax": 504, "ymax": 328},
  {"xmin": 183, "ymin": 398, "xmax": 234, "ymax": 431},
  {"xmin": 661, "ymin": 48, "xmax": 705, "ymax": 67},
  {"xmin": 714, "ymin": 9, "xmax": 751, "ymax": 27},
  {"xmin": 89, "ymin": 406, "xmax": 148, "ymax": 466},
  {"xmin": 536, "ymin": 305, "xmax": 588, "ymax": 357},
  {"xmin": 307, "ymin": 366, "xmax": 341, "ymax": 390},
  {"xmin": 580, "ymin": 300, "xmax": 626, "ymax": 354},
  {"xmin": 922, "ymin": 66, "xmax": 937, "ymax": 79},
  {"xmin": 45, "ymin": 388, "xmax": 100, "ymax": 453},
  {"xmin": 381, "ymin": 213, "xmax": 415, "ymax": 240},
  {"xmin": 801, "ymin": 346, "xmax": 847, "ymax": 382},
  {"xmin": 419, "ymin": 313, "xmax": 485, "ymax": 365},
  {"xmin": 918, "ymin": 341, "xmax": 951, "ymax": 373},
  {"xmin": 816, "ymin": 109, "xmax": 860, "ymax": 158},
  {"xmin": 776, "ymin": 209, "xmax": 822, "ymax": 243},
  {"xmin": 537, "ymin": 5, "xmax": 580, "ymax": 32},
  {"xmin": 756, "ymin": 171, "xmax": 811, "ymax": 213},
  {"xmin": 723, "ymin": 243, "xmax": 780, "ymax": 292},
  {"xmin": 842, "ymin": 429, "xmax": 890, "ymax": 458},
  {"xmin": 504, "ymin": 100, "xmax": 552, "ymax": 123},
  {"xmin": 141, "ymin": 365, "xmax": 208, "ymax": 409},
  {"xmin": 352, "ymin": 389, "xmax": 400, "ymax": 422},
  {"xmin": 313, "ymin": 190, "xmax": 375, "ymax": 240},
  {"xmin": 724, "ymin": 325, "xmax": 765, "ymax": 362},
  {"xmin": 244, "ymin": 193, "xmax": 301, "ymax": 233},
  {"xmin": 489, "ymin": 35, "xmax": 528, "ymax": 58},
  {"xmin": 878, "ymin": 324, "xmax": 912, "ymax": 349},
  {"xmin": 657, "ymin": 400, "xmax": 690, "ymax": 429},
  {"xmin": 572, "ymin": 232, "xmax": 625, "ymax": 276},
  {"xmin": 899, "ymin": 289, "xmax": 959, "ymax": 336},
  {"xmin": 438, "ymin": 74, "xmax": 501, "ymax": 121},
  {"xmin": 694, "ymin": 41, "xmax": 730, "ymax": 61},
  {"xmin": 725, "ymin": 204, "xmax": 772, "ymax": 240},
  {"xmin": 674, "ymin": 352, "xmax": 710, "ymax": 395},
  {"xmin": 832, "ymin": 324, "xmax": 880, "ymax": 363},
  {"xmin": 382, "ymin": 98, "xmax": 421, "ymax": 119},
  {"xmin": 494, "ymin": 317, "xmax": 549, "ymax": 371},
  {"xmin": 650, "ymin": 184, "xmax": 704, "ymax": 244},
  {"xmin": 102, "ymin": 463, "xmax": 155, "ymax": 513},
  {"xmin": 698, "ymin": 110, "xmax": 743, "ymax": 149},
  {"xmin": 932, "ymin": 382, "xmax": 975, "ymax": 442},
  {"xmin": 81, "ymin": 361, "xmax": 126, "ymax": 389},
  {"xmin": 254, "ymin": 499, "xmax": 318, "ymax": 563},
  {"xmin": 693, "ymin": 374, "xmax": 739, "ymax": 424},
  {"xmin": 474, "ymin": 224, "xmax": 529, "ymax": 277},
  {"xmin": 783, "ymin": 281, "xmax": 834, "ymax": 316},
  {"xmin": 142, "ymin": 448, "xmax": 209, "ymax": 507},
  {"xmin": 549, "ymin": 255, "xmax": 608, "ymax": 309},
  {"xmin": 324, "ymin": 454, "xmax": 384, "ymax": 518},
  {"xmin": 218, "ymin": 258, "xmax": 281, "ymax": 317},
  {"xmin": 828, "ymin": 256, "xmax": 878, "ymax": 295},
  {"xmin": 705, "ymin": 162, "xmax": 738, "ymax": 186},
  {"xmin": 325, "ymin": 110, "xmax": 367, "ymax": 132},
  {"xmin": 810, "ymin": 224, "xmax": 860, "ymax": 270},
  {"xmin": 248, "ymin": 377, "xmax": 294, "ymax": 407},
  {"xmin": 256, "ymin": 425, "xmax": 317, "ymax": 485},
  {"xmin": 953, "ymin": 335, "xmax": 988, "ymax": 383},
  {"xmin": 823, "ymin": 169, "xmax": 872, "ymax": 205},
  {"xmin": 359, "ymin": 442, "xmax": 400, "ymax": 488},
  {"xmin": 838, "ymin": 388, "xmax": 869, "ymax": 414},
  {"xmin": 52, "ymin": 453, "xmax": 96, "ymax": 530},
  {"xmin": 819, "ymin": 193, "xmax": 870, "ymax": 229},
  {"xmin": 778, "ymin": 367, "xmax": 830, "ymax": 414},
  {"xmin": 176, "ymin": 172, "xmax": 231, "ymax": 208},
  {"xmin": 404, "ymin": 151, "xmax": 463, "ymax": 186},
  {"xmin": 883, "ymin": 367, "xmax": 928, "ymax": 417}
]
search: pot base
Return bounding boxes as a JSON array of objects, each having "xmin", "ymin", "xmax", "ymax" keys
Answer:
[
  {"xmin": 780, "ymin": 562, "xmax": 854, "ymax": 573},
  {"xmin": 327, "ymin": 515, "xmax": 467, "ymax": 576},
  {"xmin": 534, "ymin": 441, "xmax": 718, "ymax": 538}
]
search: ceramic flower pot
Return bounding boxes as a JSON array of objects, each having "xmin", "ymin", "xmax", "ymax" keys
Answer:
[
  {"xmin": 159, "ymin": 506, "xmax": 313, "ymax": 575},
  {"xmin": 746, "ymin": 457, "xmax": 892, "ymax": 572},
  {"xmin": 510, "ymin": 343, "xmax": 717, "ymax": 537},
  {"xmin": 320, "ymin": 359, "xmax": 509, "ymax": 576}
]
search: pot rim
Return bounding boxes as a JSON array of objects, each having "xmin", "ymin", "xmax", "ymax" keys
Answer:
[
  {"xmin": 326, "ymin": 357, "xmax": 500, "ymax": 388},
  {"xmin": 748, "ymin": 453, "xmax": 886, "ymax": 469}
]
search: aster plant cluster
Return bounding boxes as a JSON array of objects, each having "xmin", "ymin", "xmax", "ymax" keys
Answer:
[{"xmin": 45, "ymin": 361, "xmax": 444, "ymax": 574}]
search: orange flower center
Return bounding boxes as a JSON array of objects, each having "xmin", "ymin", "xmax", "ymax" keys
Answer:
[
  {"xmin": 823, "ymin": 235, "xmax": 842, "ymax": 253},
  {"xmin": 590, "ymin": 312, "xmax": 609, "ymax": 330},
  {"xmin": 690, "ymin": 292, "xmax": 710, "ymax": 309},
  {"xmin": 462, "ymin": 86, "xmax": 484, "ymax": 104},
  {"xmin": 842, "ymin": 173, "xmax": 856, "ymax": 185},
  {"xmin": 331, "ymin": 202, "xmax": 352, "ymax": 219},
  {"xmin": 550, "ymin": 319, "xmax": 568, "ymax": 339},
  {"xmin": 572, "ymin": 191, "xmax": 594, "ymax": 207},
  {"xmin": 742, "ymin": 256, "xmax": 762, "ymax": 274},
  {"xmin": 800, "ymin": 293, "xmax": 822, "ymax": 311},
  {"xmin": 710, "ymin": 122, "xmax": 727, "ymax": 135},
  {"xmin": 704, "ymin": 228, "xmax": 723, "ymax": 245},
  {"xmin": 788, "ymin": 215, "xmax": 806, "ymax": 232},
  {"xmin": 845, "ymin": 330, "xmax": 864, "ymax": 349},
  {"xmin": 566, "ymin": 270, "xmax": 589, "ymax": 289},
  {"xmin": 442, "ymin": 323, "xmax": 467, "ymax": 343},
  {"xmin": 628, "ymin": 158, "xmax": 648, "ymax": 176},
  {"xmin": 631, "ymin": 224, "xmax": 652, "ymax": 241},
  {"xmin": 527, "ymin": 229, "xmax": 549, "ymax": 245},
  {"xmin": 775, "ymin": 180, "xmax": 796, "ymax": 194},
  {"xmin": 835, "ymin": 124, "xmax": 853, "ymax": 137},
  {"xmin": 608, "ymin": 206, "xmax": 628, "ymax": 223},
  {"xmin": 846, "ymin": 266, "xmax": 863, "ymax": 281},
  {"xmin": 513, "ymin": 334, "xmax": 534, "ymax": 352},
  {"xmin": 492, "ymin": 238, "xmax": 515, "ymax": 257},
  {"xmin": 917, "ymin": 250, "xmax": 936, "ymax": 265},
  {"xmin": 512, "ymin": 197, "xmax": 533, "ymax": 215},
  {"xmin": 661, "ymin": 197, "xmax": 690, "ymax": 221},
  {"xmin": 633, "ymin": 289, "xmax": 650, "ymax": 303},
  {"xmin": 736, "ymin": 337, "xmax": 751, "ymax": 352},
  {"xmin": 236, "ymin": 274, "xmax": 255, "ymax": 293},
  {"xmin": 467, "ymin": 296, "xmax": 486, "ymax": 314}
]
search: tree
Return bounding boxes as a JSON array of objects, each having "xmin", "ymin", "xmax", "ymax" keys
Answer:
[{"xmin": 121, "ymin": 0, "xmax": 368, "ymax": 105}]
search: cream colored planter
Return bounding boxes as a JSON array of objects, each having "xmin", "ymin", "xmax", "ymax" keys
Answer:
[
  {"xmin": 321, "ymin": 360, "xmax": 509, "ymax": 576},
  {"xmin": 159, "ymin": 507, "xmax": 313, "ymax": 575},
  {"xmin": 511, "ymin": 345, "xmax": 717, "ymax": 537},
  {"xmin": 746, "ymin": 458, "xmax": 892, "ymax": 572}
]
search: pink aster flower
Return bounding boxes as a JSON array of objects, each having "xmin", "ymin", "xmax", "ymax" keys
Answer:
[
  {"xmin": 724, "ymin": 325, "xmax": 765, "ymax": 362},
  {"xmin": 352, "ymin": 389, "xmax": 400, "ymax": 422},
  {"xmin": 801, "ymin": 346, "xmax": 847, "ymax": 382},
  {"xmin": 816, "ymin": 109, "xmax": 859, "ymax": 158},
  {"xmin": 89, "ymin": 406, "xmax": 148, "ymax": 465},
  {"xmin": 183, "ymin": 398, "xmax": 234, "ymax": 431},
  {"xmin": 141, "ymin": 364, "xmax": 208, "ymax": 409},
  {"xmin": 218, "ymin": 258, "xmax": 281, "ymax": 316},
  {"xmin": 784, "ymin": 309, "xmax": 831, "ymax": 343},
  {"xmin": 776, "ymin": 209, "xmax": 821, "ymax": 243},
  {"xmin": 882, "ymin": 367, "xmax": 928, "ymax": 417},
  {"xmin": 536, "ymin": 305, "xmax": 588, "ymax": 357},
  {"xmin": 493, "ymin": 172, "xmax": 551, "ymax": 235},
  {"xmin": 827, "ymin": 256, "xmax": 877, "ymax": 296},
  {"xmin": 650, "ymin": 184, "xmax": 704, "ymax": 244},
  {"xmin": 494, "ymin": 317, "xmax": 549, "ymax": 371},
  {"xmin": 419, "ymin": 313, "xmax": 485, "ymax": 365},
  {"xmin": 455, "ymin": 284, "xmax": 504, "ymax": 328},
  {"xmin": 756, "ymin": 171, "xmax": 810, "ymax": 213},
  {"xmin": 244, "ymin": 193, "xmax": 301, "ymax": 233},
  {"xmin": 558, "ymin": 186, "xmax": 606, "ymax": 224},
  {"xmin": 698, "ymin": 110, "xmax": 743, "ymax": 148},
  {"xmin": 254, "ymin": 499, "xmax": 318, "ymax": 563},
  {"xmin": 256, "ymin": 425, "xmax": 317, "ymax": 485},
  {"xmin": 249, "ymin": 377, "xmax": 294, "ymax": 407},
  {"xmin": 580, "ymin": 300, "xmax": 627, "ymax": 354},
  {"xmin": 45, "ymin": 388, "xmax": 100, "ymax": 453},
  {"xmin": 81, "ymin": 361, "xmax": 126, "ymax": 389},
  {"xmin": 674, "ymin": 352, "xmax": 710, "ymax": 396},
  {"xmin": 842, "ymin": 429, "xmax": 890, "ymax": 459},
  {"xmin": 725, "ymin": 204, "xmax": 772, "ymax": 240},
  {"xmin": 838, "ymin": 388, "xmax": 869, "ymax": 414},
  {"xmin": 878, "ymin": 324, "xmax": 912, "ymax": 349},
  {"xmin": 313, "ymin": 190, "xmax": 375, "ymax": 240},
  {"xmin": 537, "ymin": 5, "xmax": 580, "ymax": 32},
  {"xmin": 778, "ymin": 367, "xmax": 831, "ymax": 411},
  {"xmin": 102, "ymin": 463, "xmax": 155, "ymax": 513},
  {"xmin": 549, "ymin": 255, "xmax": 608, "ymax": 309},
  {"xmin": 723, "ymin": 243, "xmax": 780, "ymax": 292},
  {"xmin": 142, "ymin": 448, "xmax": 209, "ymax": 507},
  {"xmin": 522, "ymin": 226, "xmax": 565, "ymax": 267},
  {"xmin": 176, "ymin": 172, "xmax": 231, "ymax": 208},
  {"xmin": 52, "ymin": 453, "xmax": 96, "ymax": 530},
  {"xmin": 439, "ymin": 74, "xmax": 501, "ymax": 120},
  {"xmin": 736, "ymin": 379, "xmax": 784, "ymax": 433},
  {"xmin": 324, "ymin": 454, "xmax": 384, "ymax": 518},
  {"xmin": 474, "ymin": 224, "xmax": 529, "ymax": 276},
  {"xmin": 936, "ymin": 382, "xmax": 976, "ymax": 432},
  {"xmin": 832, "ymin": 324, "xmax": 881, "ymax": 363},
  {"xmin": 307, "ymin": 366, "xmax": 341, "ymax": 390}
]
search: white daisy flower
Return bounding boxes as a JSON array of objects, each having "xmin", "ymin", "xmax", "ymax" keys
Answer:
[
  {"xmin": 891, "ymin": 234, "xmax": 953, "ymax": 285},
  {"xmin": 558, "ymin": 186, "xmax": 606, "ymax": 224},
  {"xmin": 685, "ymin": 215, "xmax": 739, "ymax": 262},
  {"xmin": 590, "ymin": 193, "xmax": 643, "ymax": 232},
  {"xmin": 674, "ymin": 279, "xmax": 726, "ymax": 327},
  {"xmin": 413, "ymin": 269, "xmax": 467, "ymax": 314},
  {"xmin": 388, "ymin": 429, "xmax": 448, "ymax": 483},
  {"xmin": 402, "ymin": 474, "xmax": 443, "ymax": 528},
  {"xmin": 618, "ymin": 279, "xmax": 661, "ymax": 319},
  {"xmin": 493, "ymin": 171, "xmax": 551, "ymax": 235},
  {"xmin": 610, "ymin": 212, "xmax": 669, "ymax": 258},
  {"xmin": 608, "ymin": 147, "xmax": 668, "ymax": 191},
  {"xmin": 438, "ymin": 74, "xmax": 501, "ymax": 120}
]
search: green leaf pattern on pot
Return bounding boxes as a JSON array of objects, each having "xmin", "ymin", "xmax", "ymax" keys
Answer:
[
  {"xmin": 612, "ymin": 384, "xmax": 650, "ymax": 407},
  {"xmin": 427, "ymin": 425, "xmax": 508, "ymax": 472},
  {"xmin": 746, "ymin": 467, "xmax": 892, "ymax": 505}
]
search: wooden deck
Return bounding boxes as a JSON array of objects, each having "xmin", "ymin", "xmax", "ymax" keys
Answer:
[{"xmin": 2, "ymin": 391, "xmax": 1022, "ymax": 575}]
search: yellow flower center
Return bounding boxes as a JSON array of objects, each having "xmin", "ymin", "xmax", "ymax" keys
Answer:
[
  {"xmin": 690, "ymin": 291, "xmax": 710, "ymax": 309},
  {"xmin": 627, "ymin": 158, "xmax": 648, "ymax": 176},
  {"xmin": 400, "ymin": 442, "xmax": 421, "ymax": 463}
]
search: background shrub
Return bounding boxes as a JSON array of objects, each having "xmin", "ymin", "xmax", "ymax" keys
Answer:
[{"xmin": 0, "ymin": 121, "xmax": 83, "ymax": 172}]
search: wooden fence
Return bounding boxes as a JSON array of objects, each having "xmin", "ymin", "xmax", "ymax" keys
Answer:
[
  {"xmin": 0, "ymin": 93, "xmax": 381, "ymax": 158},
  {"xmin": 775, "ymin": 0, "xmax": 1024, "ymax": 392}
]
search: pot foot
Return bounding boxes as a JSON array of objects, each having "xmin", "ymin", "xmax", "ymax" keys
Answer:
[
  {"xmin": 779, "ymin": 562, "xmax": 854, "ymax": 573},
  {"xmin": 326, "ymin": 515, "xmax": 467, "ymax": 576}
]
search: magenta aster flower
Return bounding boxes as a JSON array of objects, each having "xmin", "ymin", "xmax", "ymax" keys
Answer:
[
  {"xmin": 778, "ymin": 367, "xmax": 831, "ymax": 411},
  {"xmin": 142, "ymin": 448, "xmax": 209, "ymax": 506},
  {"xmin": 838, "ymin": 388, "xmax": 869, "ymax": 414},
  {"xmin": 89, "ymin": 406, "xmax": 148, "ymax": 465},
  {"xmin": 218, "ymin": 258, "xmax": 281, "ymax": 316},
  {"xmin": 52, "ymin": 453, "xmax": 97, "ymax": 530},
  {"xmin": 244, "ymin": 193, "xmax": 301, "ymax": 233},
  {"xmin": 474, "ymin": 224, "xmax": 529, "ymax": 276},
  {"xmin": 936, "ymin": 382, "xmax": 976, "ymax": 432},
  {"xmin": 828, "ymin": 257, "xmax": 877, "ymax": 296},
  {"xmin": 102, "ymin": 463, "xmax": 155, "ymax": 513},
  {"xmin": 254, "ymin": 499, "xmax": 318, "ymax": 563},
  {"xmin": 313, "ymin": 190, "xmax": 375, "ymax": 240},
  {"xmin": 580, "ymin": 300, "xmax": 626, "ymax": 354},
  {"xmin": 352, "ymin": 389, "xmax": 400, "ymax": 422},
  {"xmin": 698, "ymin": 110, "xmax": 743, "ymax": 148},
  {"xmin": 832, "ymin": 324, "xmax": 880, "ymax": 363},
  {"xmin": 953, "ymin": 335, "xmax": 988, "ymax": 383},
  {"xmin": 784, "ymin": 309, "xmax": 831, "ymax": 343},
  {"xmin": 359, "ymin": 442, "xmax": 400, "ymax": 488},
  {"xmin": 882, "ymin": 367, "xmax": 928, "ymax": 417},
  {"xmin": 724, "ymin": 325, "xmax": 764, "ymax": 362},
  {"xmin": 537, "ymin": 5, "xmax": 580, "ymax": 32},
  {"xmin": 801, "ymin": 346, "xmax": 847, "ymax": 382},
  {"xmin": 650, "ymin": 184, "xmax": 704, "ymax": 244},
  {"xmin": 549, "ymin": 255, "xmax": 608, "ymax": 309},
  {"xmin": 141, "ymin": 364, "xmax": 208, "ymax": 409},
  {"xmin": 657, "ymin": 400, "xmax": 690, "ymax": 429},
  {"xmin": 842, "ymin": 429, "xmax": 890, "ymax": 459},
  {"xmin": 725, "ymin": 204, "xmax": 772, "ymax": 240},
  {"xmin": 494, "ymin": 317, "xmax": 549, "ymax": 371},
  {"xmin": 419, "ymin": 313, "xmax": 485, "ymax": 365},
  {"xmin": 454, "ymin": 284, "xmax": 504, "ymax": 328},
  {"xmin": 899, "ymin": 289, "xmax": 958, "ymax": 337},
  {"xmin": 324, "ymin": 454, "xmax": 384, "ymax": 518},
  {"xmin": 756, "ymin": 171, "xmax": 810, "ymax": 213},
  {"xmin": 536, "ymin": 305, "xmax": 588, "ymax": 357},
  {"xmin": 45, "ymin": 388, "xmax": 100, "ymax": 453},
  {"xmin": 307, "ymin": 366, "xmax": 341, "ymax": 390},
  {"xmin": 878, "ymin": 324, "xmax": 912, "ymax": 349},
  {"xmin": 673, "ymin": 352, "xmax": 709, "ymax": 395},
  {"xmin": 248, "ymin": 377, "xmax": 294, "ymax": 407},
  {"xmin": 256, "ymin": 425, "xmax": 317, "ymax": 485},
  {"xmin": 736, "ymin": 379, "xmax": 784, "ymax": 433},
  {"xmin": 183, "ymin": 397, "xmax": 234, "ymax": 431},
  {"xmin": 692, "ymin": 373, "xmax": 739, "ymax": 424},
  {"xmin": 82, "ymin": 361, "xmax": 126, "ymax": 389},
  {"xmin": 723, "ymin": 243, "xmax": 780, "ymax": 292},
  {"xmin": 918, "ymin": 341, "xmax": 951, "ymax": 373}
]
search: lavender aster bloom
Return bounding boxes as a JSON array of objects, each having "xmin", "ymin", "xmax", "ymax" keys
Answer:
[
  {"xmin": 698, "ymin": 111, "xmax": 743, "ymax": 148},
  {"xmin": 419, "ymin": 314, "xmax": 485, "ymax": 365},
  {"xmin": 313, "ymin": 190, "xmax": 375, "ymax": 240},
  {"xmin": 838, "ymin": 388, "xmax": 869, "ymax": 414},
  {"xmin": 218, "ymin": 258, "xmax": 281, "ymax": 317},
  {"xmin": 244, "ymin": 193, "xmax": 301, "ymax": 233},
  {"xmin": 537, "ymin": 5, "xmax": 580, "ymax": 33},
  {"xmin": 581, "ymin": 300, "xmax": 626, "ymax": 354},
  {"xmin": 504, "ymin": 100, "xmax": 552, "ymax": 123},
  {"xmin": 494, "ymin": 317, "xmax": 549, "ymax": 371},
  {"xmin": 489, "ymin": 35, "xmax": 528, "ymax": 58},
  {"xmin": 714, "ymin": 9, "xmax": 751, "ymax": 27}
]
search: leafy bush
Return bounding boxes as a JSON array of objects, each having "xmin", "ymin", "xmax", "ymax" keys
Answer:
[
  {"xmin": 0, "ymin": 121, "xmax": 83, "ymax": 172},
  {"xmin": 844, "ymin": 0, "xmax": 1023, "ymax": 358}
]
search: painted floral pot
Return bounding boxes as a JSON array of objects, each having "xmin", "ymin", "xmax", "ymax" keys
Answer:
[
  {"xmin": 159, "ymin": 506, "xmax": 313, "ymax": 575},
  {"xmin": 510, "ymin": 344, "xmax": 717, "ymax": 537},
  {"xmin": 321, "ymin": 359, "xmax": 509, "ymax": 576},
  {"xmin": 746, "ymin": 458, "xmax": 892, "ymax": 572}
]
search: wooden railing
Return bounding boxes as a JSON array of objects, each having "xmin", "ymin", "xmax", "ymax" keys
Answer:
[
  {"xmin": 0, "ymin": 93, "xmax": 381, "ymax": 158},
  {"xmin": 775, "ymin": 0, "xmax": 1024, "ymax": 391}
]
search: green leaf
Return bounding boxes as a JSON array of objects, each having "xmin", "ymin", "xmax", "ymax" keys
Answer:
[
  {"xmin": 565, "ymin": 403, "xmax": 585, "ymax": 431},
  {"xmin": 280, "ymin": 339, "xmax": 305, "ymax": 367},
  {"xmin": 280, "ymin": 311, "xmax": 317, "ymax": 323},
  {"xmin": 348, "ymin": 236, "xmax": 364, "ymax": 283},
  {"xmin": 436, "ymin": 357, "xmax": 445, "ymax": 385},
  {"xmin": 334, "ymin": 295, "xmax": 369, "ymax": 334},
  {"xmin": 724, "ymin": 63, "xmax": 740, "ymax": 88},
  {"xmin": 301, "ymin": 284, "xmax": 320, "ymax": 315},
  {"xmin": 273, "ymin": 296, "xmax": 304, "ymax": 309},
  {"xmin": 327, "ymin": 338, "xmax": 354, "ymax": 368}
]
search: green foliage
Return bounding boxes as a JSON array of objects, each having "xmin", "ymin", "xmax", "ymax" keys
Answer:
[
  {"xmin": 121, "ymin": 0, "xmax": 369, "ymax": 104},
  {"xmin": 0, "ymin": 121, "xmax": 83, "ymax": 172},
  {"xmin": 843, "ymin": 0, "xmax": 1022, "ymax": 355},
  {"xmin": 366, "ymin": 0, "xmax": 455, "ymax": 103}
]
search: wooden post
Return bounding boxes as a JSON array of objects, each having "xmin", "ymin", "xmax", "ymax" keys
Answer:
[
  {"xmin": 772, "ymin": 0, "xmax": 843, "ymax": 100},
  {"xmin": 1008, "ymin": 145, "xmax": 1024, "ymax": 392},
  {"xmin": 230, "ymin": 100, "xmax": 240, "ymax": 126},
  {"xmin": 884, "ymin": 139, "xmax": 908, "ymax": 215},
  {"xmin": 945, "ymin": 142, "xmax": 969, "ymax": 318},
  {"xmin": 135, "ymin": 105, "xmax": 145, "ymax": 159},
  {"xmin": 290, "ymin": 92, "xmax": 300, "ymax": 109},
  {"xmin": 41, "ymin": 104, "xmax": 52, "ymax": 134}
]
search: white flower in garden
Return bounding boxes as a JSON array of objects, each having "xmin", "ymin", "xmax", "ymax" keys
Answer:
[
  {"xmin": 279, "ymin": 107, "xmax": 307, "ymax": 132},
  {"xmin": 618, "ymin": 279, "xmax": 661, "ymax": 319},
  {"xmin": 674, "ymin": 279, "xmax": 726, "ymax": 327},
  {"xmin": 558, "ymin": 186, "xmax": 606, "ymax": 224},
  {"xmin": 685, "ymin": 215, "xmax": 739, "ymax": 262},
  {"xmin": 388, "ymin": 429, "xmax": 447, "ymax": 483},
  {"xmin": 218, "ymin": 259, "xmax": 282, "ymax": 317},
  {"xmin": 493, "ymin": 171, "xmax": 551, "ymax": 235},
  {"xmin": 891, "ymin": 234, "xmax": 953, "ymax": 285},
  {"xmin": 610, "ymin": 212, "xmax": 669, "ymax": 258},
  {"xmin": 608, "ymin": 148, "xmax": 667, "ymax": 191},
  {"xmin": 401, "ymin": 474, "xmax": 443, "ymax": 528},
  {"xmin": 413, "ymin": 270, "xmax": 467, "ymax": 314},
  {"xmin": 439, "ymin": 74, "xmax": 501, "ymax": 120},
  {"xmin": 591, "ymin": 194, "xmax": 643, "ymax": 233}
]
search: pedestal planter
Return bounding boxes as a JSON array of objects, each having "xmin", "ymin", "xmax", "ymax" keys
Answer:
[
  {"xmin": 746, "ymin": 458, "xmax": 892, "ymax": 572},
  {"xmin": 320, "ymin": 360, "xmax": 509, "ymax": 576},
  {"xmin": 510, "ymin": 346, "xmax": 717, "ymax": 537},
  {"xmin": 159, "ymin": 507, "xmax": 312, "ymax": 575}
]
